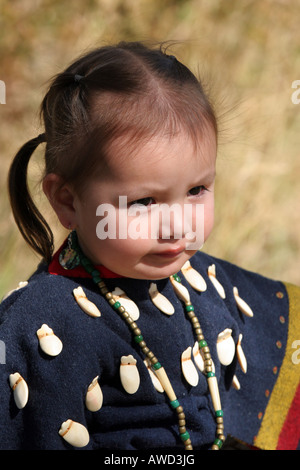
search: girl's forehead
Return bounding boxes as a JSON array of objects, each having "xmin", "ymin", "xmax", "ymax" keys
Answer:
[{"xmin": 102, "ymin": 130, "xmax": 217, "ymax": 180}]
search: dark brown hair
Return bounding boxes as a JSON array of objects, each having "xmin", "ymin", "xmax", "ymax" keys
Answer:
[{"xmin": 8, "ymin": 41, "xmax": 217, "ymax": 263}]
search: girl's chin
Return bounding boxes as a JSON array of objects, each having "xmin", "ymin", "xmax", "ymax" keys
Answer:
[{"xmin": 132, "ymin": 253, "xmax": 195, "ymax": 280}]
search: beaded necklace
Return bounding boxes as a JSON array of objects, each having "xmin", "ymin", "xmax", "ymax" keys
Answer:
[{"xmin": 71, "ymin": 231, "xmax": 225, "ymax": 450}]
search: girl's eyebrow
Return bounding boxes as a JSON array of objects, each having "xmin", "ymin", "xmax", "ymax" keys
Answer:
[{"xmin": 190, "ymin": 170, "xmax": 216, "ymax": 187}]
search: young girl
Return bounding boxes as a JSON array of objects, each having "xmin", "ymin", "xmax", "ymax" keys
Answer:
[{"xmin": 1, "ymin": 41, "xmax": 299, "ymax": 451}]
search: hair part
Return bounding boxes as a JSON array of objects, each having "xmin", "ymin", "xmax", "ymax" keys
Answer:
[{"xmin": 8, "ymin": 41, "xmax": 218, "ymax": 262}]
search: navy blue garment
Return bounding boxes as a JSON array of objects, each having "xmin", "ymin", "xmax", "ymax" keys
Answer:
[{"xmin": 0, "ymin": 250, "xmax": 298, "ymax": 450}]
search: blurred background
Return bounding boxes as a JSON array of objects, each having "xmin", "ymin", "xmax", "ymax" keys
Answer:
[{"xmin": 1, "ymin": 0, "xmax": 300, "ymax": 298}]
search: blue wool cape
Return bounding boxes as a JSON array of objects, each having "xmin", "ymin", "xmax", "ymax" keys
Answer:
[{"xmin": 0, "ymin": 249, "xmax": 299, "ymax": 450}]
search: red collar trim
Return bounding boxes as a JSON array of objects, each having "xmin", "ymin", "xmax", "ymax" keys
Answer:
[{"xmin": 48, "ymin": 240, "xmax": 124, "ymax": 279}]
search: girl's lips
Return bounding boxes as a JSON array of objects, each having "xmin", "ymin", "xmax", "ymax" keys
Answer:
[{"xmin": 152, "ymin": 248, "xmax": 185, "ymax": 258}]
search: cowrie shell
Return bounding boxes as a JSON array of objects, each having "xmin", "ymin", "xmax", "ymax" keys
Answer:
[
  {"xmin": 181, "ymin": 346, "xmax": 199, "ymax": 387},
  {"xmin": 181, "ymin": 261, "xmax": 207, "ymax": 292},
  {"xmin": 120, "ymin": 355, "xmax": 140, "ymax": 394},
  {"xmin": 85, "ymin": 376, "xmax": 103, "ymax": 412},
  {"xmin": 36, "ymin": 324, "xmax": 63, "ymax": 357},
  {"xmin": 9, "ymin": 372, "xmax": 29, "ymax": 409},
  {"xmin": 143, "ymin": 359, "xmax": 164, "ymax": 393},
  {"xmin": 208, "ymin": 264, "xmax": 226, "ymax": 299},
  {"xmin": 149, "ymin": 283, "xmax": 175, "ymax": 315},
  {"xmin": 111, "ymin": 287, "xmax": 139, "ymax": 321},
  {"xmin": 59, "ymin": 420, "xmax": 89, "ymax": 448},
  {"xmin": 170, "ymin": 276, "xmax": 190, "ymax": 304},
  {"xmin": 216, "ymin": 328, "xmax": 235, "ymax": 366},
  {"xmin": 237, "ymin": 334, "xmax": 247, "ymax": 373},
  {"xmin": 233, "ymin": 287, "xmax": 254, "ymax": 318},
  {"xmin": 73, "ymin": 286, "xmax": 101, "ymax": 317},
  {"xmin": 2, "ymin": 281, "xmax": 28, "ymax": 301}
]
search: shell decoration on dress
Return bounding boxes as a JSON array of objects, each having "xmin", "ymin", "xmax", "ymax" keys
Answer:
[
  {"xmin": 59, "ymin": 419, "xmax": 90, "ymax": 448},
  {"xmin": 144, "ymin": 359, "xmax": 164, "ymax": 393},
  {"xmin": 216, "ymin": 328, "xmax": 235, "ymax": 366},
  {"xmin": 233, "ymin": 287, "xmax": 254, "ymax": 318},
  {"xmin": 149, "ymin": 283, "xmax": 175, "ymax": 315},
  {"xmin": 111, "ymin": 287, "xmax": 140, "ymax": 321},
  {"xmin": 36, "ymin": 324, "xmax": 63, "ymax": 357},
  {"xmin": 120, "ymin": 355, "xmax": 140, "ymax": 394},
  {"xmin": 181, "ymin": 261, "xmax": 207, "ymax": 292},
  {"xmin": 192, "ymin": 341, "xmax": 216, "ymax": 374},
  {"xmin": 208, "ymin": 264, "xmax": 226, "ymax": 299},
  {"xmin": 85, "ymin": 376, "xmax": 103, "ymax": 412},
  {"xmin": 73, "ymin": 286, "xmax": 101, "ymax": 318},
  {"xmin": 232, "ymin": 375, "xmax": 241, "ymax": 390},
  {"xmin": 181, "ymin": 346, "xmax": 199, "ymax": 387},
  {"xmin": 2, "ymin": 281, "xmax": 28, "ymax": 302},
  {"xmin": 9, "ymin": 372, "xmax": 29, "ymax": 409},
  {"xmin": 236, "ymin": 334, "xmax": 247, "ymax": 373},
  {"xmin": 169, "ymin": 275, "xmax": 190, "ymax": 303},
  {"xmin": 192, "ymin": 341, "xmax": 204, "ymax": 372}
]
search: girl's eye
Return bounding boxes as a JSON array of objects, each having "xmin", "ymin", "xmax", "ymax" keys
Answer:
[
  {"xmin": 129, "ymin": 197, "xmax": 154, "ymax": 207},
  {"xmin": 188, "ymin": 185, "xmax": 208, "ymax": 196}
]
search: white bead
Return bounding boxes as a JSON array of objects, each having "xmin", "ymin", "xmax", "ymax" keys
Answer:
[{"xmin": 207, "ymin": 375, "xmax": 222, "ymax": 411}]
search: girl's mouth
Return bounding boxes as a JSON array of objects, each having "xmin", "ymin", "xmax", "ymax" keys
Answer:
[{"xmin": 152, "ymin": 247, "xmax": 185, "ymax": 258}]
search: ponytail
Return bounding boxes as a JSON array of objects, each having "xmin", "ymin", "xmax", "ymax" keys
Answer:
[{"xmin": 8, "ymin": 133, "xmax": 54, "ymax": 263}]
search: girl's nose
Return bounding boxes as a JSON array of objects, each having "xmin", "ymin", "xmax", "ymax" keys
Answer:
[{"xmin": 154, "ymin": 203, "xmax": 191, "ymax": 240}]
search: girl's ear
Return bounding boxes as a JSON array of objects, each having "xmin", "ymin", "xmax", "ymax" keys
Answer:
[{"xmin": 42, "ymin": 173, "xmax": 77, "ymax": 230}]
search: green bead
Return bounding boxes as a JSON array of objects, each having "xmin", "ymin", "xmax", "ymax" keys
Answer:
[
  {"xmin": 172, "ymin": 274, "xmax": 181, "ymax": 282},
  {"xmin": 213, "ymin": 438, "xmax": 223, "ymax": 449},
  {"xmin": 134, "ymin": 335, "xmax": 144, "ymax": 343},
  {"xmin": 91, "ymin": 269, "xmax": 101, "ymax": 282},
  {"xmin": 199, "ymin": 340, "xmax": 207, "ymax": 348},
  {"xmin": 215, "ymin": 410, "xmax": 223, "ymax": 417},
  {"xmin": 113, "ymin": 301, "xmax": 121, "ymax": 309},
  {"xmin": 170, "ymin": 399, "xmax": 180, "ymax": 409},
  {"xmin": 185, "ymin": 304, "xmax": 194, "ymax": 312},
  {"xmin": 180, "ymin": 431, "xmax": 190, "ymax": 442},
  {"xmin": 152, "ymin": 362, "xmax": 162, "ymax": 370},
  {"xmin": 206, "ymin": 371, "xmax": 215, "ymax": 378}
]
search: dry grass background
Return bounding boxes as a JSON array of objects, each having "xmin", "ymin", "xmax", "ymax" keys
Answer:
[{"xmin": 1, "ymin": 0, "xmax": 300, "ymax": 299}]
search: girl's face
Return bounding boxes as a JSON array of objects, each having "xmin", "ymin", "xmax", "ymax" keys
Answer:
[{"xmin": 74, "ymin": 130, "xmax": 216, "ymax": 279}]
